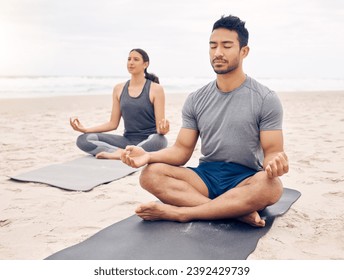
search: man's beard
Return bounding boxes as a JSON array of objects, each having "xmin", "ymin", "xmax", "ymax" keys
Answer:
[{"xmin": 212, "ymin": 63, "xmax": 238, "ymax": 75}]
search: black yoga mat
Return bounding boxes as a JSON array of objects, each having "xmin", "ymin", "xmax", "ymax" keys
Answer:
[{"xmin": 46, "ymin": 188, "xmax": 300, "ymax": 260}]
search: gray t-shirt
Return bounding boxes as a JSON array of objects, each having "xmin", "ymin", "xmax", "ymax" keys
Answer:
[{"xmin": 182, "ymin": 76, "xmax": 283, "ymax": 171}]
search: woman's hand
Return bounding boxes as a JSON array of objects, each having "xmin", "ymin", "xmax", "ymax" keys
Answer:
[
  {"xmin": 70, "ymin": 117, "xmax": 87, "ymax": 133},
  {"xmin": 157, "ymin": 119, "xmax": 170, "ymax": 135}
]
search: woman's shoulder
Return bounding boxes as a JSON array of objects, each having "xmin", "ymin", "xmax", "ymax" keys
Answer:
[
  {"xmin": 149, "ymin": 81, "xmax": 164, "ymax": 94},
  {"xmin": 113, "ymin": 82, "xmax": 127, "ymax": 99},
  {"xmin": 114, "ymin": 81, "xmax": 127, "ymax": 91},
  {"xmin": 148, "ymin": 81, "xmax": 165, "ymax": 103}
]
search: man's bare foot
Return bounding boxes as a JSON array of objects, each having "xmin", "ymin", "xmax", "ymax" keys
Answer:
[
  {"xmin": 96, "ymin": 149, "xmax": 123, "ymax": 160},
  {"xmin": 136, "ymin": 203, "xmax": 265, "ymax": 227},
  {"xmin": 135, "ymin": 202, "xmax": 189, "ymax": 222},
  {"xmin": 237, "ymin": 211, "xmax": 265, "ymax": 227}
]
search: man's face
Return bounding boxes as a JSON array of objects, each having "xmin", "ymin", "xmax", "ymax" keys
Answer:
[{"xmin": 209, "ymin": 28, "xmax": 244, "ymax": 75}]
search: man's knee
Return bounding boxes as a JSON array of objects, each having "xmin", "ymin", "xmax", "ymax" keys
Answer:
[
  {"xmin": 248, "ymin": 171, "xmax": 283, "ymax": 205},
  {"xmin": 139, "ymin": 163, "xmax": 165, "ymax": 191}
]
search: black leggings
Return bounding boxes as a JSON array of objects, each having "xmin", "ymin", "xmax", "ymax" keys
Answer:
[{"xmin": 76, "ymin": 133, "xmax": 168, "ymax": 156}]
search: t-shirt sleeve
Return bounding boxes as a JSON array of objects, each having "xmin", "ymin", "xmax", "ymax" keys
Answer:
[
  {"xmin": 260, "ymin": 91, "xmax": 283, "ymax": 130},
  {"xmin": 182, "ymin": 93, "xmax": 198, "ymax": 130}
]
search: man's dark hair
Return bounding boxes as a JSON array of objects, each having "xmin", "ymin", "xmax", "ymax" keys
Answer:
[{"xmin": 212, "ymin": 15, "xmax": 249, "ymax": 48}]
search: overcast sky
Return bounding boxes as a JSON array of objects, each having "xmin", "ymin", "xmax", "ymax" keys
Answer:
[{"xmin": 1, "ymin": 0, "xmax": 343, "ymax": 79}]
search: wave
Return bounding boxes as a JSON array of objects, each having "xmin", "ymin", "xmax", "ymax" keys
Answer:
[{"xmin": 1, "ymin": 75, "xmax": 344, "ymax": 99}]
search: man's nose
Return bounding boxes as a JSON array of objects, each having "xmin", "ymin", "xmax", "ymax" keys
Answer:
[{"xmin": 214, "ymin": 46, "xmax": 223, "ymax": 57}]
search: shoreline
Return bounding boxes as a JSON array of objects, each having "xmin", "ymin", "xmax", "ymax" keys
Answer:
[{"xmin": 1, "ymin": 89, "xmax": 344, "ymax": 101}]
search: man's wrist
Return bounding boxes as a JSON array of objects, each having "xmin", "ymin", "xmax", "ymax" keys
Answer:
[
  {"xmin": 146, "ymin": 152, "xmax": 153, "ymax": 164},
  {"xmin": 147, "ymin": 151, "xmax": 159, "ymax": 164}
]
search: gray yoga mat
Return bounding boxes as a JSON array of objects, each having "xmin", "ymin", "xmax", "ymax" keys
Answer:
[
  {"xmin": 46, "ymin": 187, "xmax": 301, "ymax": 260},
  {"xmin": 10, "ymin": 156, "xmax": 137, "ymax": 191}
]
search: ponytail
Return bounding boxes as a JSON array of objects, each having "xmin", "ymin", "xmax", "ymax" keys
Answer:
[
  {"xmin": 130, "ymin": 48, "xmax": 160, "ymax": 84},
  {"xmin": 144, "ymin": 69, "xmax": 160, "ymax": 84}
]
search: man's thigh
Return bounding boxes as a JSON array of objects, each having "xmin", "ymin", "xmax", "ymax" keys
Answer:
[
  {"xmin": 236, "ymin": 171, "xmax": 282, "ymax": 188},
  {"xmin": 233, "ymin": 171, "xmax": 283, "ymax": 206},
  {"xmin": 143, "ymin": 163, "xmax": 209, "ymax": 197}
]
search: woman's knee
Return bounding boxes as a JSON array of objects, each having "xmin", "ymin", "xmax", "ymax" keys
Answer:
[
  {"xmin": 158, "ymin": 135, "xmax": 168, "ymax": 149},
  {"xmin": 140, "ymin": 134, "xmax": 168, "ymax": 152},
  {"xmin": 76, "ymin": 133, "xmax": 98, "ymax": 151}
]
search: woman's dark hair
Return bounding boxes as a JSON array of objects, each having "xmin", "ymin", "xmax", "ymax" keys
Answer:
[
  {"xmin": 130, "ymin": 48, "xmax": 160, "ymax": 84},
  {"xmin": 212, "ymin": 15, "xmax": 249, "ymax": 48}
]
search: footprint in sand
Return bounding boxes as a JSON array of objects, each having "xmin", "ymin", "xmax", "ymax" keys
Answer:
[
  {"xmin": 322, "ymin": 191, "xmax": 344, "ymax": 198},
  {"xmin": 0, "ymin": 219, "xmax": 11, "ymax": 227},
  {"xmin": 95, "ymin": 194, "xmax": 111, "ymax": 200}
]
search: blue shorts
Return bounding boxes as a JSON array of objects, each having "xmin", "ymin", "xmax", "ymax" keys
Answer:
[{"xmin": 188, "ymin": 162, "xmax": 258, "ymax": 199}]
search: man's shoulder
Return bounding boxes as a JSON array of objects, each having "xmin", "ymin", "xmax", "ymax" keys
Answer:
[
  {"xmin": 244, "ymin": 76, "xmax": 275, "ymax": 99},
  {"xmin": 187, "ymin": 80, "xmax": 216, "ymax": 100}
]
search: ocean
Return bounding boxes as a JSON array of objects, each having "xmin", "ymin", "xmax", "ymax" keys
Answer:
[{"xmin": 0, "ymin": 76, "xmax": 344, "ymax": 99}]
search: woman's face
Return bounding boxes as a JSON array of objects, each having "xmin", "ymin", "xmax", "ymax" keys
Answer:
[{"xmin": 127, "ymin": 51, "xmax": 148, "ymax": 75}]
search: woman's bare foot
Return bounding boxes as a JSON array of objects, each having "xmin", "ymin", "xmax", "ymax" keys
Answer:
[
  {"xmin": 237, "ymin": 211, "xmax": 265, "ymax": 227},
  {"xmin": 96, "ymin": 149, "xmax": 123, "ymax": 160},
  {"xmin": 135, "ymin": 202, "xmax": 189, "ymax": 222}
]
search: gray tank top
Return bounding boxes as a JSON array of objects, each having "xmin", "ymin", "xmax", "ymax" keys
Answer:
[{"xmin": 120, "ymin": 79, "xmax": 157, "ymax": 142}]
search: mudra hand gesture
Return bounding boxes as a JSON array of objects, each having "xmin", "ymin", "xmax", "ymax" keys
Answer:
[
  {"xmin": 121, "ymin": 146, "xmax": 150, "ymax": 168},
  {"xmin": 70, "ymin": 117, "xmax": 87, "ymax": 133},
  {"xmin": 157, "ymin": 119, "xmax": 170, "ymax": 135}
]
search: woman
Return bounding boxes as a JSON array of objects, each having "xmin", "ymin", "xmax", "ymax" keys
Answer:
[{"xmin": 70, "ymin": 48, "xmax": 169, "ymax": 160}]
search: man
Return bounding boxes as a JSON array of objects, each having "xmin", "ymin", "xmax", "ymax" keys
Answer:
[{"xmin": 121, "ymin": 15, "xmax": 289, "ymax": 227}]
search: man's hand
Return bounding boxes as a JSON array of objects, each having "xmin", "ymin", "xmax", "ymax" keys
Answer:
[
  {"xmin": 121, "ymin": 146, "xmax": 150, "ymax": 168},
  {"xmin": 265, "ymin": 152, "xmax": 289, "ymax": 178}
]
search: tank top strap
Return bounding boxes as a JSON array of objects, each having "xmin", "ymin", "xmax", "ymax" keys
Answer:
[
  {"xmin": 121, "ymin": 79, "xmax": 151, "ymax": 100},
  {"xmin": 139, "ymin": 79, "xmax": 151, "ymax": 102},
  {"xmin": 142, "ymin": 79, "xmax": 152, "ymax": 97},
  {"xmin": 121, "ymin": 80, "xmax": 130, "ymax": 97}
]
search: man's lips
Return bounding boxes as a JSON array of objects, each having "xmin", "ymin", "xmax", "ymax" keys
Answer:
[{"xmin": 213, "ymin": 60, "xmax": 227, "ymax": 63}]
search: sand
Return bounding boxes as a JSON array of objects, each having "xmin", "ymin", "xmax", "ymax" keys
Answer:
[{"xmin": 0, "ymin": 91, "xmax": 344, "ymax": 260}]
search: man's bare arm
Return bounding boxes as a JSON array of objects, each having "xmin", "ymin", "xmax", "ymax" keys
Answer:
[
  {"xmin": 260, "ymin": 130, "xmax": 289, "ymax": 178},
  {"xmin": 149, "ymin": 128, "xmax": 199, "ymax": 166},
  {"xmin": 121, "ymin": 128, "xmax": 199, "ymax": 168}
]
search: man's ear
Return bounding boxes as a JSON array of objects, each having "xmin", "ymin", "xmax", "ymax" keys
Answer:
[{"xmin": 241, "ymin": 46, "xmax": 250, "ymax": 58}]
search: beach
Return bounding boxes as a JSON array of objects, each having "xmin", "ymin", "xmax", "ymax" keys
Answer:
[{"xmin": 0, "ymin": 91, "xmax": 344, "ymax": 260}]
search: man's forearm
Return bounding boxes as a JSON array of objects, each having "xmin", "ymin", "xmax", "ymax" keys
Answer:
[
  {"xmin": 148, "ymin": 145, "xmax": 192, "ymax": 166},
  {"xmin": 263, "ymin": 151, "xmax": 284, "ymax": 169}
]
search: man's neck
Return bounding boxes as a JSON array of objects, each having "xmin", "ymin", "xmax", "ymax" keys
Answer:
[{"xmin": 216, "ymin": 71, "xmax": 246, "ymax": 92}]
